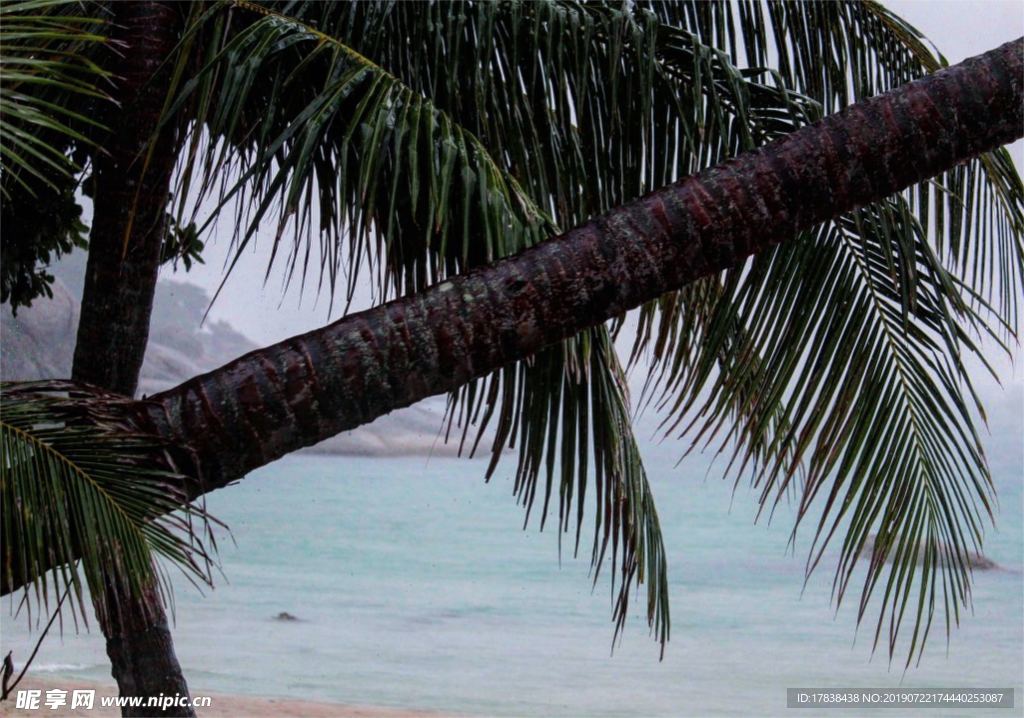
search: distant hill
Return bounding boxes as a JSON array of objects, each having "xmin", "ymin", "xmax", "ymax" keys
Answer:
[
  {"xmin": 1, "ymin": 268, "xmax": 258, "ymax": 397},
  {"xmin": 1, "ymin": 252, "xmax": 473, "ymax": 458}
]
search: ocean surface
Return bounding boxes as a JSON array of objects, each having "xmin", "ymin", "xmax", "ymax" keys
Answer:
[{"xmin": 3, "ymin": 411, "xmax": 1022, "ymax": 717}]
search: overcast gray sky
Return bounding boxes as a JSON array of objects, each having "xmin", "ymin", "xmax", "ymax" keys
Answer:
[{"xmin": 166, "ymin": 1, "xmax": 1024, "ymax": 391}]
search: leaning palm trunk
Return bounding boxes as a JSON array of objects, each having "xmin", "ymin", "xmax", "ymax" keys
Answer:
[
  {"xmin": 143, "ymin": 39, "xmax": 1023, "ymax": 493},
  {"xmin": 3, "ymin": 38, "xmax": 1021, "ymax": 601}
]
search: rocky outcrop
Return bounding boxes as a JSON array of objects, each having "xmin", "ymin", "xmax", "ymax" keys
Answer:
[
  {"xmin": 0, "ymin": 275, "xmax": 257, "ymax": 397},
  {"xmin": 859, "ymin": 534, "xmax": 998, "ymax": 570},
  {"xmin": 305, "ymin": 399, "xmax": 483, "ymax": 457},
  {"xmin": 1, "ymin": 277, "xmax": 80, "ymax": 381}
]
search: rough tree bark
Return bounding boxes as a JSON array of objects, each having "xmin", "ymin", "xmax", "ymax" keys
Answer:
[
  {"xmin": 69, "ymin": 2, "xmax": 195, "ymax": 715},
  {"xmin": 73, "ymin": 2, "xmax": 182, "ymax": 397},
  {"xmin": 141, "ymin": 38, "xmax": 1023, "ymax": 494}
]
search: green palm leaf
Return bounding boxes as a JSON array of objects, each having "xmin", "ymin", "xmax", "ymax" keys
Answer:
[
  {"xmin": 646, "ymin": 0, "xmax": 1023, "ymax": 328},
  {"xmin": 621, "ymin": 1, "xmax": 1021, "ymax": 665},
  {"xmin": 0, "ymin": 0, "xmax": 111, "ymax": 311},
  {"xmin": 157, "ymin": 0, "xmax": 813, "ymax": 652},
  {"xmin": 0, "ymin": 381, "xmax": 220, "ymax": 624},
  {"xmin": 0, "ymin": 0, "xmax": 112, "ymax": 198},
  {"xmin": 641, "ymin": 199, "xmax": 1000, "ymax": 663}
]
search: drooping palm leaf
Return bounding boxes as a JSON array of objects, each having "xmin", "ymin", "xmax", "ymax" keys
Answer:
[
  {"xmin": 0, "ymin": 0, "xmax": 112, "ymax": 311},
  {"xmin": 157, "ymin": 0, "xmax": 819, "ymax": 651},
  {"xmin": 167, "ymin": 1, "xmax": 812, "ymax": 301},
  {"xmin": 0, "ymin": 381, "xmax": 220, "ymax": 625},
  {"xmin": 0, "ymin": 0, "xmax": 112, "ymax": 199},
  {"xmin": 446, "ymin": 326, "xmax": 670, "ymax": 651},
  {"xmin": 626, "ymin": 3, "xmax": 1022, "ymax": 664},
  {"xmin": 645, "ymin": 0, "xmax": 1023, "ymax": 328},
  {"xmin": 640, "ymin": 200, "xmax": 1001, "ymax": 662}
]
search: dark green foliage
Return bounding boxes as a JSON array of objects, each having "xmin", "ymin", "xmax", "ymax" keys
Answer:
[
  {"xmin": 0, "ymin": 178, "xmax": 87, "ymax": 312},
  {"xmin": 161, "ymin": 216, "xmax": 205, "ymax": 272},
  {"xmin": 0, "ymin": 0, "xmax": 112, "ymax": 310},
  {"xmin": 163, "ymin": 0, "xmax": 818, "ymax": 651},
  {"xmin": 628, "ymin": 2, "xmax": 1022, "ymax": 664}
]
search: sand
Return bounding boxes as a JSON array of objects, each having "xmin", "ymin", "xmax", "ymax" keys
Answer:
[{"xmin": 0, "ymin": 677, "xmax": 442, "ymax": 717}]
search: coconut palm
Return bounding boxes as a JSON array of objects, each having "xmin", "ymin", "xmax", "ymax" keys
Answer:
[{"xmin": 1, "ymin": 1, "xmax": 1022, "ymax": 714}]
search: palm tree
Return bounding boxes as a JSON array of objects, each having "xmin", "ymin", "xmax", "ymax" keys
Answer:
[{"xmin": 2, "ymin": 1, "xmax": 1021, "ymax": 713}]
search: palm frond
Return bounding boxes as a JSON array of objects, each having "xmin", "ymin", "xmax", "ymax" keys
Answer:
[
  {"xmin": 618, "ymin": 1, "xmax": 1021, "ymax": 665},
  {"xmin": 636, "ymin": 194, "xmax": 1005, "ymax": 665},
  {"xmin": 0, "ymin": 381, "xmax": 220, "ymax": 625},
  {"xmin": 154, "ymin": 0, "xmax": 813, "ymax": 652},
  {"xmin": 146, "ymin": 0, "xmax": 1018, "ymax": 662},
  {"xmin": 0, "ymin": 0, "xmax": 112, "ymax": 199},
  {"xmin": 446, "ymin": 327, "xmax": 670, "ymax": 652},
  {"xmin": 645, "ymin": 0, "xmax": 1024, "ymax": 328},
  {"xmin": 0, "ymin": 0, "xmax": 111, "ymax": 311},
  {"xmin": 167, "ymin": 0, "xmax": 813, "ymax": 303}
]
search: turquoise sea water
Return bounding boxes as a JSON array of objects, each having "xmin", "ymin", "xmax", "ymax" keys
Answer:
[{"xmin": 3, "ymin": 412, "xmax": 1022, "ymax": 717}]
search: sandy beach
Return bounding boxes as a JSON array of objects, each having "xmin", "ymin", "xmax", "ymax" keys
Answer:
[{"xmin": 0, "ymin": 677, "xmax": 442, "ymax": 718}]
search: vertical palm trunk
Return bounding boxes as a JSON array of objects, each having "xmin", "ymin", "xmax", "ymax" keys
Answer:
[
  {"xmin": 70, "ymin": 3, "xmax": 193, "ymax": 715},
  {"xmin": 73, "ymin": 2, "xmax": 178, "ymax": 395},
  {"xmin": 143, "ymin": 39, "xmax": 1023, "ymax": 492}
]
